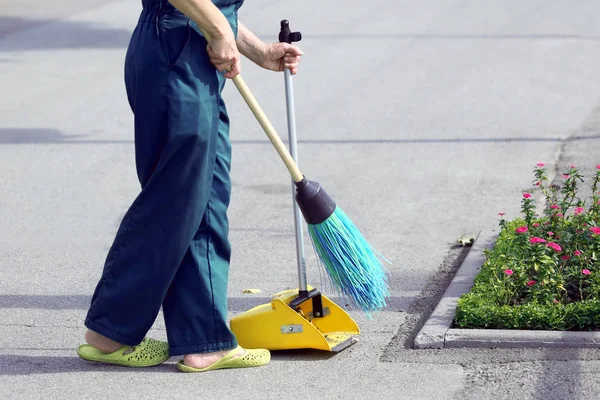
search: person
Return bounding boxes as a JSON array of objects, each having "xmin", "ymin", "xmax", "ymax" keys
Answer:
[{"xmin": 76, "ymin": 0, "xmax": 303, "ymax": 372}]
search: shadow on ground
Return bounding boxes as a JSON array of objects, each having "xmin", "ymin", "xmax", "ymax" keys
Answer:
[
  {"xmin": 0, "ymin": 129, "xmax": 130, "ymax": 145},
  {"xmin": 0, "ymin": 354, "xmax": 176, "ymax": 375},
  {"xmin": 3, "ymin": 14, "xmax": 599, "ymax": 52},
  {"xmin": 0, "ymin": 16, "xmax": 131, "ymax": 51},
  {"xmin": 3, "ymin": 128, "xmax": 600, "ymax": 146},
  {"xmin": 0, "ymin": 350, "xmax": 336, "ymax": 375},
  {"xmin": 0, "ymin": 294, "xmax": 408, "ymax": 313}
]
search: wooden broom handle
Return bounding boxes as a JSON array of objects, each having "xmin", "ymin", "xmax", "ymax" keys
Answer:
[
  {"xmin": 200, "ymin": 28, "xmax": 304, "ymax": 182},
  {"xmin": 231, "ymin": 75, "xmax": 304, "ymax": 182}
]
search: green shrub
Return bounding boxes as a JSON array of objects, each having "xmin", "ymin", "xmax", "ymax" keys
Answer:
[{"xmin": 455, "ymin": 164, "xmax": 600, "ymax": 330}]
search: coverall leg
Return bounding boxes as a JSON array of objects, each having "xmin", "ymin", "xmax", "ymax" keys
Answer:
[{"xmin": 85, "ymin": 0, "xmax": 243, "ymax": 357}]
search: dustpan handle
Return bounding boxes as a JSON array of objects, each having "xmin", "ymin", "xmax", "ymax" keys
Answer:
[{"xmin": 280, "ymin": 20, "xmax": 308, "ymax": 293}]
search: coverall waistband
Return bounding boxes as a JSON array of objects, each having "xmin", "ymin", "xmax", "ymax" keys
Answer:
[{"xmin": 141, "ymin": 0, "xmax": 241, "ymax": 13}]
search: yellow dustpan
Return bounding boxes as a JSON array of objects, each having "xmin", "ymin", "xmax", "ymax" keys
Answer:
[
  {"xmin": 230, "ymin": 21, "xmax": 359, "ymax": 352},
  {"xmin": 231, "ymin": 286, "xmax": 359, "ymax": 352}
]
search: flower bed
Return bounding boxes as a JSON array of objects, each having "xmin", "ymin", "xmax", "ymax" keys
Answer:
[{"xmin": 455, "ymin": 164, "xmax": 600, "ymax": 330}]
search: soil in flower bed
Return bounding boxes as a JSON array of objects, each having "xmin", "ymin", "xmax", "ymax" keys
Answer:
[{"xmin": 455, "ymin": 164, "xmax": 600, "ymax": 331}]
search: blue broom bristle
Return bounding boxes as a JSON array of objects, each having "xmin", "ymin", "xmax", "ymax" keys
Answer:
[{"xmin": 307, "ymin": 206, "xmax": 390, "ymax": 315}]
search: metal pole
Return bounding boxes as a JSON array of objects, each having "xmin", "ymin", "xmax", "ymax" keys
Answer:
[{"xmin": 284, "ymin": 68, "xmax": 308, "ymax": 293}]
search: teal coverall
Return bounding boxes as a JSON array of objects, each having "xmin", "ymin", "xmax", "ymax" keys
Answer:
[{"xmin": 85, "ymin": 0, "xmax": 243, "ymax": 356}]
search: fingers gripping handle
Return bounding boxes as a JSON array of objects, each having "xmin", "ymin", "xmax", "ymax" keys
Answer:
[
  {"xmin": 280, "ymin": 19, "xmax": 302, "ymax": 83},
  {"xmin": 200, "ymin": 27, "xmax": 304, "ymax": 183}
]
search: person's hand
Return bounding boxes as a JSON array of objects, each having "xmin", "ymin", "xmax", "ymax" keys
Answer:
[
  {"xmin": 207, "ymin": 33, "xmax": 241, "ymax": 79},
  {"xmin": 260, "ymin": 43, "xmax": 303, "ymax": 75}
]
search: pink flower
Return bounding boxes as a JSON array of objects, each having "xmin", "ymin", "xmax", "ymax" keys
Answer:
[
  {"xmin": 575, "ymin": 207, "xmax": 585, "ymax": 215},
  {"xmin": 530, "ymin": 237, "xmax": 546, "ymax": 244},
  {"xmin": 550, "ymin": 205, "xmax": 560, "ymax": 209},
  {"xmin": 583, "ymin": 269, "xmax": 591, "ymax": 275},
  {"xmin": 553, "ymin": 299, "xmax": 560, "ymax": 304},
  {"xmin": 570, "ymin": 165, "xmax": 576, "ymax": 169},
  {"xmin": 596, "ymin": 165, "xmax": 600, "ymax": 169},
  {"xmin": 515, "ymin": 226, "xmax": 528, "ymax": 233},
  {"xmin": 574, "ymin": 250, "xmax": 581, "ymax": 256},
  {"xmin": 563, "ymin": 174, "xmax": 570, "ymax": 179},
  {"xmin": 556, "ymin": 213, "xmax": 564, "ymax": 218},
  {"xmin": 498, "ymin": 212, "xmax": 505, "ymax": 217},
  {"xmin": 561, "ymin": 255, "xmax": 570, "ymax": 260},
  {"xmin": 533, "ymin": 223, "xmax": 540, "ymax": 227},
  {"xmin": 536, "ymin": 163, "xmax": 545, "ymax": 167},
  {"xmin": 523, "ymin": 193, "xmax": 532, "ymax": 199},
  {"xmin": 504, "ymin": 269, "xmax": 514, "ymax": 276},
  {"xmin": 526, "ymin": 280, "xmax": 536, "ymax": 286},
  {"xmin": 590, "ymin": 227, "xmax": 600, "ymax": 235},
  {"xmin": 546, "ymin": 242, "xmax": 562, "ymax": 252},
  {"xmin": 548, "ymin": 232, "xmax": 554, "ymax": 236},
  {"xmin": 535, "ymin": 181, "xmax": 541, "ymax": 186}
]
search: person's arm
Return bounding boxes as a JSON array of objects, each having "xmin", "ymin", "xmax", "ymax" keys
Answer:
[
  {"xmin": 168, "ymin": 0, "xmax": 230, "ymax": 39},
  {"xmin": 237, "ymin": 22, "xmax": 303, "ymax": 75},
  {"xmin": 235, "ymin": 23, "xmax": 267, "ymax": 66},
  {"xmin": 168, "ymin": 0, "xmax": 241, "ymax": 78}
]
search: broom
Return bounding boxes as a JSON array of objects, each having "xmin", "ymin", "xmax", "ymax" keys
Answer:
[{"xmin": 203, "ymin": 27, "xmax": 390, "ymax": 314}]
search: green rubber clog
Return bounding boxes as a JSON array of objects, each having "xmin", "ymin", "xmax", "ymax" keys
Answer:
[
  {"xmin": 177, "ymin": 346, "xmax": 270, "ymax": 373},
  {"xmin": 77, "ymin": 337, "xmax": 170, "ymax": 367}
]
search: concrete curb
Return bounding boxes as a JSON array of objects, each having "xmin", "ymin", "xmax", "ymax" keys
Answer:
[
  {"xmin": 413, "ymin": 230, "xmax": 495, "ymax": 349},
  {"xmin": 445, "ymin": 329, "xmax": 600, "ymax": 348},
  {"xmin": 413, "ymin": 230, "xmax": 600, "ymax": 349}
]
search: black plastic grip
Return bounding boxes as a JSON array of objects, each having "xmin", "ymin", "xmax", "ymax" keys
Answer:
[{"xmin": 279, "ymin": 20, "xmax": 302, "ymax": 44}]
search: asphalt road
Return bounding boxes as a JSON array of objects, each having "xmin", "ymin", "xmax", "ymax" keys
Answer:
[{"xmin": 2, "ymin": 1, "xmax": 600, "ymax": 399}]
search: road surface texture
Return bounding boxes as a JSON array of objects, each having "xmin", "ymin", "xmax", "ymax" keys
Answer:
[{"xmin": 2, "ymin": 1, "xmax": 600, "ymax": 398}]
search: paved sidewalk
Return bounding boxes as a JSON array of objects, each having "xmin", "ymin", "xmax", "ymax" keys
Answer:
[{"xmin": 2, "ymin": 1, "xmax": 600, "ymax": 398}]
